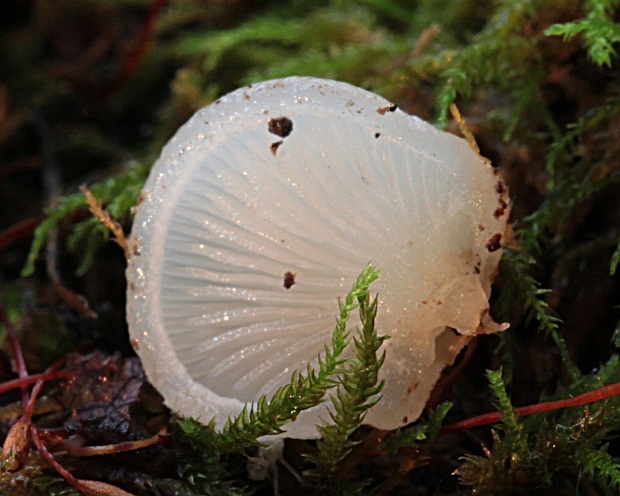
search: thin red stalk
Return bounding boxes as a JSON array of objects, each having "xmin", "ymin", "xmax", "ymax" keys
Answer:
[
  {"xmin": 441, "ymin": 380, "xmax": 620, "ymax": 434},
  {"xmin": 31, "ymin": 425, "xmax": 136, "ymax": 495},
  {"xmin": 0, "ymin": 215, "xmax": 46, "ymax": 251},
  {"xmin": 0, "ymin": 370, "xmax": 72, "ymax": 396},
  {"xmin": 29, "ymin": 387, "xmax": 137, "ymax": 496},
  {"xmin": 116, "ymin": 0, "xmax": 168, "ymax": 85},
  {"xmin": 0, "ymin": 302, "xmax": 29, "ymax": 409},
  {"xmin": 30, "ymin": 423, "xmax": 82, "ymax": 489},
  {"xmin": 46, "ymin": 227, "xmax": 98, "ymax": 319},
  {"xmin": 25, "ymin": 358, "xmax": 136, "ymax": 495},
  {"xmin": 0, "ymin": 156, "xmax": 42, "ymax": 179},
  {"xmin": 24, "ymin": 356, "xmax": 68, "ymax": 420},
  {"xmin": 26, "ymin": 357, "xmax": 95, "ymax": 495}
]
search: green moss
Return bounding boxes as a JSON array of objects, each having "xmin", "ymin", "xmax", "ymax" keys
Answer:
[
  {"xmin": 545, "ymin": 0, "xmax": 620, "ymax": 67},
  {"xmin": 178, "ymin": 265, "xmax": 384, "ymax": 493},
  {"xmin": 10, "ymin": 0, "xmax": 620, "ymax": 493},
  {"xmin": 305, "ymin": 278, "xmax": 386, "ymax": 494}
]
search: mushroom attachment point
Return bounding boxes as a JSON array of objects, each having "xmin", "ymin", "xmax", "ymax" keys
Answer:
[{"xmin": 126, "ymin": 77, "xmax": 511, "ymax": 439}]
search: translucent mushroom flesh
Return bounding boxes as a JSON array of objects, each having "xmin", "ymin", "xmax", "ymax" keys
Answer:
[{"xmin": 126, "ymin": 77, "xmax": 511, "ymax": 438}]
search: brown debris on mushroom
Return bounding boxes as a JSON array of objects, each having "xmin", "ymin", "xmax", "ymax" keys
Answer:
[
  {"xmin": 283, "ymin": 271, "xmax": 296, "ymax": 289},
  {"xmin": 268, "ymin": 116, "xmax": 293, "ymax": 137},
  {"xmin": 270, "ymin": 141, "xmax": 283, "ymax": 156}
]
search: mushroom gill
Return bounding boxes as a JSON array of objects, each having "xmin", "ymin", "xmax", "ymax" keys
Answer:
[{"xmin": 126, "ymin": 77, "xmax": 510, "ymax": 438}]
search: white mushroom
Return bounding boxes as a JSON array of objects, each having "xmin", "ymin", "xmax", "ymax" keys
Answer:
[{"xmin": 126, "ymin": 76, "xmax": 510, "ymax": 439}]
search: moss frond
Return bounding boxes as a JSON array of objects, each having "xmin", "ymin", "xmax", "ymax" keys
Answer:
[
  {"xmin": 522, "ymin": 106, "xmax": 620, "ymax": 258},
  {"xmin": 611, "ymin": 238, "xmax": 620, "ymax": 275},
  {"xmin": 458, "ymin": 340, "xmax": 620, "ymax": 492},
  {"xmin": 305, "ymin": 282, "xmax": 387, "ymax": 493},
  {"xmin": 175, "ymin": 15, "xmax": 307, "ymax": 72},
  {"xmin": 177, "ymin": 265, "xmax": 382, "ymax": 492},
  {"xmin": 169, "ymin": 1, "xmax": 419, "ymax": 107},
  {"xmin": 434, "ymin": 0, "xmax": 562, "ymax": 136},
  {"xmin": 512, "ymin": 92, "xmax": 620, "ymax": 306},
  {"xmin": 527, "ymin": 372, "xmax": 620, "ymax": 489},
  {"xmin": 175, "ymin": 423, "xmax": 252, "ymax": 496},
  {"xmin": 382, "ymin": 402, "xmax": 452, "ymax": 455},
  {"xmin": 21, "ymin": 194, "xmax": 87, "ymax": 278},
  {"xmin": 178, "ymin": 264, "xmax": 382, "ymax": 491},
  {"xmin": 545, "ymin": 0, "xmax": 620, "ymax": 67},
  {"xmin": 457, "ymin": 370, "xmax": 531, "ymax": 492},
  {"xmin": 486, "ymin": 368, "xmax": 528, "ymax": 457},
  {"xmin": 498, "ymin": 245, "xmax": 580, "ymax": 380},
  {"xmin": 577, "ymin": 443, "xmax": 620, "ymax": 487},
  {"xmin": 21, "ymin": 161, "xmax": 148, "ymax": 277}
]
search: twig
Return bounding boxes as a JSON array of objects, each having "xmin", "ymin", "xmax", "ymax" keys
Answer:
[
  {"xmin": 70, "ymin": 428, "xmax": 167, "ymax": 457},
  {"xmin": 0, "ymin": 156, "xmax": 42, "ymax": 179},
  {"xmin": 34, "ymin": 112, "xmax": 98, "ymax": 319},
  {"xmin": 30, "ymin": 422, "xmax": 136, "ymax": 496},
  {"xmin": 441, "ymin": 380, "xmax": 620, "ymax": 434},
  {"xmin": 413, "ymin": 24, "xmax": 441, "ymax": 57},
  {"xmin": 102, "ymin": 0, "xmax": 168, "ymax": 101},
  {"xmin": 449, "ymin": 103, "xmax": 487, "ymax": 163},
  {"xmin": 24, "ymin": 357, "xmax": 67, "ymax": 421},
  {"xmin": 0, "ymin": 302, "xmax": 29, "ymax": 410},
  {"xmin": 0, "ymin": 216, "xmax": 46, "ymax": 251},
  {"xmin": 0, "ymin": 370, "xmax": 72, "ymax": 396},
  {"xmin": 80, "ymin": 184, "xmax": 130, "ymax": 261},
  {"xmin": 0, "ymin": 355, "xmax": 136, "ymax": 495},
  {"xmin": 1, "ymin": 357, "xmax": 68, "ymax": 472},
  {"xmin": 46, "ymin": 226, "xmax": 98, "ymax": 319}
]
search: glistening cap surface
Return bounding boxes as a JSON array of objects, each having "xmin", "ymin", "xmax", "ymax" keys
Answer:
[{"xmin": 126, "ymin": 77, "xmax": 510, "ymax": 438}]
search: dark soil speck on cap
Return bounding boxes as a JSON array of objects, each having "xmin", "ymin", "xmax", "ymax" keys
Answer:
[
  {"xmin": 270, "ymin": 141, "xmax": 283, "ymax": 156},
  {"xmin": 486, "ymin": 233, "xmax": 503, "ymax": 252},
  {"xmin": 283, "ymin": 271, "xmax": 296, "ymax": 289},
  {"xmin": 268, "ymin": 117, "xmax": 293, "ymax": 138},
  {"xmin": 377, "ymin": 104, "xmax": 398, "ymax": 115},
  {"xmin": 494, "ymin": 199, "xmax": 508, "ymax": 219}
]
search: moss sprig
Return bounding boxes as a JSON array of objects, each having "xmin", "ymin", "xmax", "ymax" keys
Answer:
[
  {"xmin": 577, "ymin": 443, "xmax": 620, "ymax": 488},
  {"xmin": 169, "ymin": 0, "xmax": 418, "ymax": 106},
  {"xmin": 305, "ymin": 280, "xmax": 387, "ymax": 494},
  {"xmin": 382, "ymin": 402, "xmax": 452, "ymax": 456},
  {"xmin": 611, "ymin": 238, "xmax": 620, "ymax": 275},
  {"xmin": 515, "ymin": 94, "xmax": 620, "ymax": 294},
  {"xmin": 457, "ymin": 368, "xmax": 531, "ymax": 492},
  {"xmin": 498, "ymin": 245, "xmax": 580, "ymax": 381},
  {"xmin": 178, "ymin": 264, "xmax": 381, "ymax": 458},
  {"xmin": 21, "ymin": 161, "xmax": 148, "ymax": 277},
  {"xmin": 486, "ymin": 368, "xmax": 528, "ymax": 456},
  {"xmin": 434, "ymin": 0, "xmax": 562, "ymax": 137},
  {"xmin": 458, "ymin": 333, "xmax": 620, "ymax": 492},
  {"xmin": 545, "ymin": 0, "xmax": 620, "ymax": 67},
  {"xmin": 521, "ymin": 95, "xmax": 620, "ymax": 256},
  {"xmin": 545, "ymin": 95, "xmax": 620, "ymax": 190}
]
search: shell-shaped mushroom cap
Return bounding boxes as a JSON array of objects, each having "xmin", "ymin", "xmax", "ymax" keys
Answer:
[{"xmin": 126, "ymin": 77, "xmax": 510, "ymax": 439}]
